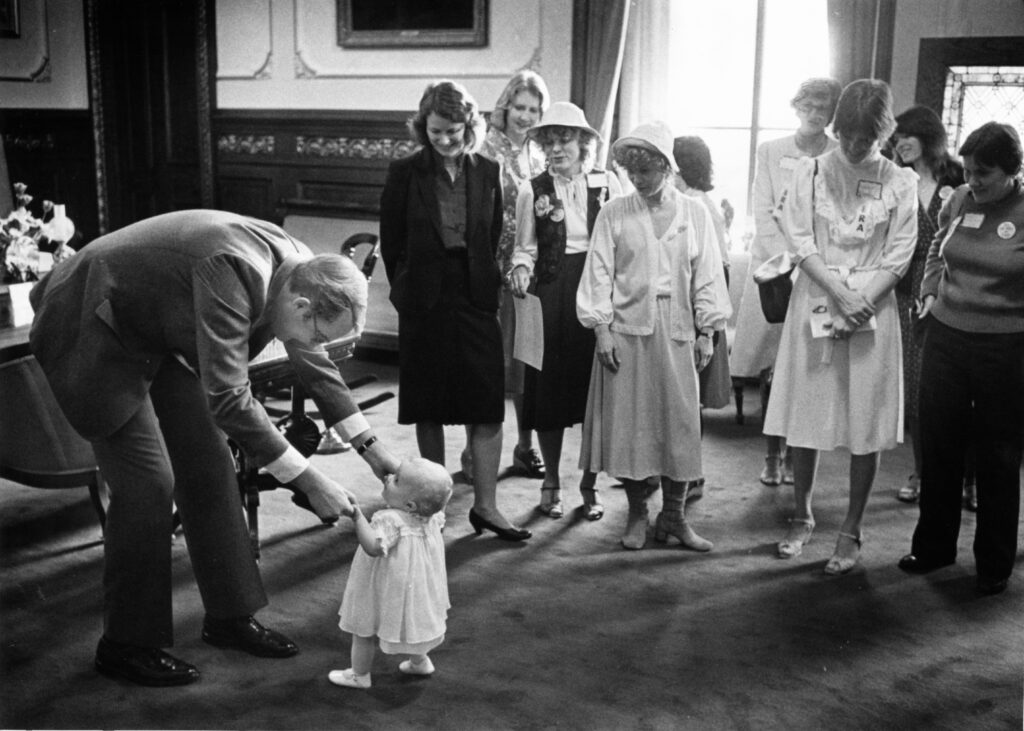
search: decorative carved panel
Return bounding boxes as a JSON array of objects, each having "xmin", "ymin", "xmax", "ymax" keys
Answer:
[{"xmin": 0, "ymin": 0, "xmax": 50, "ymax": 81}]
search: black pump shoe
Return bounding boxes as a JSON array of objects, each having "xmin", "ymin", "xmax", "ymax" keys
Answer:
[
  {"xmin": 95, "ymin": 636, "xmax": 200, "ymax": 686},
  {"xmin": 468, "ymin": 509, "xmax": 531, "ymax": 541},
  {"xmin": 202, "ymin": 615, "xmax": 299, "ymax": 658}
]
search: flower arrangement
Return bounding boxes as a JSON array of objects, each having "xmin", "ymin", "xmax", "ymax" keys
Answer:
[{"xmin": 1, "ymin": 183, "xmax": 77, "ymax": 283}]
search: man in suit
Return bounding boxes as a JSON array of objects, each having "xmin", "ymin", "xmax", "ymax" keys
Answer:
[{"xmin": 29, "ymin": 209, "xmax": 400, "ymax": 686}]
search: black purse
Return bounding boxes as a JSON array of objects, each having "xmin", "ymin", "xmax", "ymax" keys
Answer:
[
  {"xmin": 754, "ymin": 160, "xmax": 817, "ymax": 324},
  {"xmin": 754, "ymin": 252, "xmax": 795, "ymax": 324}
]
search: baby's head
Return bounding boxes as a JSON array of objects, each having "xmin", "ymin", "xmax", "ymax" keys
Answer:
[{"xmin": 382, "ymin": 458, "xmax": 453, "ymax": 517}]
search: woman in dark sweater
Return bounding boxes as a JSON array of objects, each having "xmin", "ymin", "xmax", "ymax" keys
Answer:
[{"xmin": 899, "ymin": 122, "xmax": 1024, "ymax": 595}]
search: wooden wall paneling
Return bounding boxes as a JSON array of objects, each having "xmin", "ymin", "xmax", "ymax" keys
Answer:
[
  {"xmin": 0, "ymin": 110, "xmax": 100, "ymax": 245},
  {"xmin": 213, "ymin": 110, "xmax": 417, "ymax": 224}
]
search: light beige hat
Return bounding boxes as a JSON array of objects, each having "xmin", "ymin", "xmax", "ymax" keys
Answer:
[
  {"xmin": 611, "ymin": 120, "xmax": 679, "ymax": 172},
  {"xmin": 527, "ymin": 101, "xmax": 600, "ymax": 139}
]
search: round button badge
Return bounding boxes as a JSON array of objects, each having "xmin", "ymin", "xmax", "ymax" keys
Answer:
[{"xmin": 997, "ymin": 221, "xmax": 1016, "ymax": 239}]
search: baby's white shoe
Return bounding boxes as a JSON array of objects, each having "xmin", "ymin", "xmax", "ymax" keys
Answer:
[
  {"xmin": 399, "ymin": 657, "xmax": 435, "ymax": 675},
  {"xmin": 328, "ymin": 668, "xmax": 371, "ymax": 688}
]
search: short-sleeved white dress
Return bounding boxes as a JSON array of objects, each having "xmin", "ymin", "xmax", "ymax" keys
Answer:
[
  {"xmin": 338, "ymin": 508, "xmax": 450, "ymax": 655},
  {"xmin": 763, "ymin": 149, "xmax": 917, "ymax": 454}
]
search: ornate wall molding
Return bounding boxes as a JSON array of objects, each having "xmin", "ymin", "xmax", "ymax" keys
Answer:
[
  {"xmin": 215, "ymin": 0, "xmax": 274, "ymax": 80},
  {"xmin": 294, "ymin": 136, "xmax": 418, "ymax": 159},
  {"xmin": 0, "ymin": 0, "xmax": 51, "ymax": 82},
  {"xmin": 218, "ymin": 134, "xmax": 277, "ymax": 155}
]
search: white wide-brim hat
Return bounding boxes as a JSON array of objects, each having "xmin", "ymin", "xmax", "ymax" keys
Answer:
[
  {"xmin": 527, "ymin": 101, "xmax": 600, "ymax": 139},
  {"xmin": 611, "ymin": 121, "xmax": 679, "ymax": 172}
]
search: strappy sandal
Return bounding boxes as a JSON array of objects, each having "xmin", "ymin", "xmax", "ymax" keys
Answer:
[
  {"xmin": 824, "ymin": 531, "xmax": 862, "ymax": 575},
  {"xmin": 579, "ymin": 487, "xmax": 604, "ymax": 521},
  {"xmin": 538, "ymin": 487, "xmax": 563, "ymax": 518},
  {"xmin": 777, "ymin": 518, "xmax": 815, "ymax": 559}
]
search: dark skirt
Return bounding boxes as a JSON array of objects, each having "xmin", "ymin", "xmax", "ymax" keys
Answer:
[
  {"xmin": 397, "ymin": 252, "xmax": 504, "ymax": 426},
  {"xmin": 522, "ymin": 252, "xmax": 595, "ymax": 431}
]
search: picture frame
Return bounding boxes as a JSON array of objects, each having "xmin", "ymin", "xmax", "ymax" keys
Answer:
[
  {"xmin": 0, "ymin": 0, "xmax": 20, "ymax": 39},
  {"xmin": 337, "ymin": 0, "xmax": 487, "ymax": 48}
]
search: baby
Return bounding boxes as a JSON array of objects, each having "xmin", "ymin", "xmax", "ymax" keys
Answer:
[{"xmin": 329, "ymin": 457, "xmax": 453, "ymax": 688}]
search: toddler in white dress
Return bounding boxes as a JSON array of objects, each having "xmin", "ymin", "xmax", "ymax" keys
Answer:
[{"xmin": 329, "ymin": 458, "xmax": 453, "ymax": 688}]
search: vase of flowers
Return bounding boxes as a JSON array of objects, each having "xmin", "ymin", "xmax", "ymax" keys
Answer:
[{"xmin": 0, "ymin": 183, "xmax": 77, "ymax": 326}]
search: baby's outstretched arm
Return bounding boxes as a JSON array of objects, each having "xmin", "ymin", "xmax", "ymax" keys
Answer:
[{"xmin": 350, "ymin": 505, "xmax": 385, "ymax": 557}]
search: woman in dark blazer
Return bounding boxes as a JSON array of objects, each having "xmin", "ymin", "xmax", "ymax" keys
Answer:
[{"xmin": 380, "ymin": 80, "xmax": 530, "ymax": 541}]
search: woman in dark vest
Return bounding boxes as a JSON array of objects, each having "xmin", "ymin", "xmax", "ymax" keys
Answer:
[{"xmin": 508, "ymin": 102, "xmax": 622, "ymax": 520}]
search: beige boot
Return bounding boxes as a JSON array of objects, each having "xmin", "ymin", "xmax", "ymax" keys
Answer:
[
  {"xmin": 653, "ymin": 480, "xmax": 713, "ymax": 552},
  {"xmin": 621, "ymin": 481, "xmax": 651, "ymax": 550}
]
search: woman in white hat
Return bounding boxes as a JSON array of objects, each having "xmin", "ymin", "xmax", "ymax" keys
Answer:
[
  {"xmin": 576, "ymin": 121, "xmax": 730, "ymax": 550},
  {"xmin": 508, "ymin": 102, "xmax": 621, "ymax": 520}
]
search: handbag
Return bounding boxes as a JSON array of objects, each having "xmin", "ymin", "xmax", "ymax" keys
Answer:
[
  {"xmin": 754, "ymin": 159, "xmax": 818, "ymax": 324},
  {"xmin": 754, "ymin": 252, "xmax": 795, "ymax": 324}
]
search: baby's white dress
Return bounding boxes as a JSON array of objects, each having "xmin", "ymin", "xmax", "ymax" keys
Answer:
[{"xmin": 338, "ymin": 508, "xmax": 449, "ymax": 655}]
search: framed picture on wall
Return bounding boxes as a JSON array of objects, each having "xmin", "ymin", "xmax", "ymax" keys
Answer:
[
  {"xmin": 337, "ymin": 0, "xmax": 487, "ymax": 48},
  {"xmin": 0, "ymin": 0, "xmax": 20, "ymax": 39}
]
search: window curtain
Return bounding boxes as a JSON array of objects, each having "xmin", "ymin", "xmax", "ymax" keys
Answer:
[
  {"xmin": 827, "ymin": 0, "xmax": 896, "ymax": 85},
  {"xmin": 570, "ymin": 0, "xmax": 631, "ymax": 166},
  {"xmin": 616, "ymin": 0, "xmax": 675, "ymax": 142}
]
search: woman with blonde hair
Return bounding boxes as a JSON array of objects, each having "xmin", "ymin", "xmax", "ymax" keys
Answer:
[{"xmin": 458, "ymin": 70, "xmax": 550, "ymax": 483}]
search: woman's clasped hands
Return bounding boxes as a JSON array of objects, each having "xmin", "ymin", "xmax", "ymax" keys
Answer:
[{"xmin": 830, "ymin": 286, "xmax": 875, "ymax": 339}]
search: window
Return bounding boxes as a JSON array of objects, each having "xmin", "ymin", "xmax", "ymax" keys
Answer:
[
  {"xmin": 666, "ymin": 0, "xmax": 830, "ymax": 250},
  {"xmin": 942, "ymin": 66, "xmax": 1024, "ymax": 152}
]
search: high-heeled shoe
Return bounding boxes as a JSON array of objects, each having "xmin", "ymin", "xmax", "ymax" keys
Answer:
[
  {"xmin": 777, "ymin": 518, "xmax": 814, "ymax": 559},
  {"xmin": 824, "ymin": 531, "xmax": 862, "ymax": 575},
  {"xmin": 579, "ymin": 487, "xmax": 604, "ymax": 521},
  {"xmin": 538, "ymin": 486, "xmax": 563, "ymax": 518},
  {"xmin": 653, "ymin": 513, "xmax": 713, "ymax": 552},
  {"xmin": 468, "ymin": 509, "xmax": 531, "ymax": 541},
  {"xmin": 759, "ymin": 456, "xmax": 783, "ymax": 486}
]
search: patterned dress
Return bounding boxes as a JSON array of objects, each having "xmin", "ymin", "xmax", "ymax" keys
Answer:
[{"xmin": 763, "ymin": 149, "xmax": 917, "ymax": 454}]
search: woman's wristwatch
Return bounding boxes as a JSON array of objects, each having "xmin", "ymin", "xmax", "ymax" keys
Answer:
[{"xmin": 697, "ymin": 329, "xmax": 714, "ymax": 340}]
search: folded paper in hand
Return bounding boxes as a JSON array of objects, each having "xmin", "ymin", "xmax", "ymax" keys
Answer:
[{"xmin": 808, "ymin": 297, "xmax": 877, "ymax": 338}]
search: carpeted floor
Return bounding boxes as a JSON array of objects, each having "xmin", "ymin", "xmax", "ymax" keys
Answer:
[{"xmin": 1, "ymin": 350, "xmax": 1021, "ymax": 730}]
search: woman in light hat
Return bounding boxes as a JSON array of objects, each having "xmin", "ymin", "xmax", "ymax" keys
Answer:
[
  {"xmin": 576, "ymin": 120, "xmax": 730, "ymax": 550},
  {"xmin": 508, "ymin": 102, "xmax": 621, "ymax": 520}
]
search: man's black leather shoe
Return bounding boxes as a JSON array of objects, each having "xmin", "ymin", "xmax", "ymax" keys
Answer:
[
  {"xmin": 201, "ymin": 615, "xmax": 299, "ymax": 658},
  {"xmin": 977, "ymin": 575, "xmax": 1009, "ymax": 595},
  {"xmin": 95, "ymin": 636, "xmax": 200, "ymax": 686},
  {"xmin": 897, "ymin": 553, "xmax": 955, "ymax": 574}
]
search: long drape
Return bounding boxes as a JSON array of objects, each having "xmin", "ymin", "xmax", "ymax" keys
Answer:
[
  {"xmin": 570, "ymin": 0, "xmax": 631, "ymax": 167},
  {"xmin": 827, "ymin": 0, "xmax": 896, "ymax": 85}
]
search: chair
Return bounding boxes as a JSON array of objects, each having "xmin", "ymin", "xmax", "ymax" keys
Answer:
[{"xmin": 0, "ymin": 353, "xmax": 108, "ymax": 530}]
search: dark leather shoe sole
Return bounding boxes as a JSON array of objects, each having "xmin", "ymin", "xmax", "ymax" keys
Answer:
[{"xmin": 898, "ymin": 554, "xmax": 955, "ymax": 574}]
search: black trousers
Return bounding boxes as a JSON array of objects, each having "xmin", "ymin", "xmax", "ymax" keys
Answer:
[
  {"xmin": 911, "ymin": 319, "xmax": 1024, "ymax": 580},
  {"xmin": 91, "ymin": 357, "xmax": 266, "ymax": 647}
]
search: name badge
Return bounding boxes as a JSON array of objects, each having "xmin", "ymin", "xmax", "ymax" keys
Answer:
[
  {"xmin": 779, "ymin": 156, "xmax": 799, "ymax": 170},
  {"xmin": 587, "ymin": 172, "xmax": 609, "ymax": 188},
  {"xmin": 961, "ymin": 212, "xmax": 985, "ymax": 229},
  {"xmin": 856, "ymin": 180, "xmax": 883, "ymax": 200}
]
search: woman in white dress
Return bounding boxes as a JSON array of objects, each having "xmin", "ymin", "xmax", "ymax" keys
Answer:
[
  {"xmin": 577, "ymin": 121, "xmax": 730, "ymax": 550},
  {"xmin": 730, "ymin": 77, "xmax": 842, "ymax": 486},
  {"xmin": 764, "ymin": 79, "xmax": 917, "ymax": 574}
]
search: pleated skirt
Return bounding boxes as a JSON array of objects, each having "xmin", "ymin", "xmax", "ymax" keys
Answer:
[
  {"xmin": 397, "ymin": 252, "xmax": 504, "ymax": 425},
  {"xmin": 522, "ymin": 253, "xmax": 595, "ymax": 431},
  {"xmin": 578, "ymin": 297, "xmax": 703, "ymax": 482}
]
